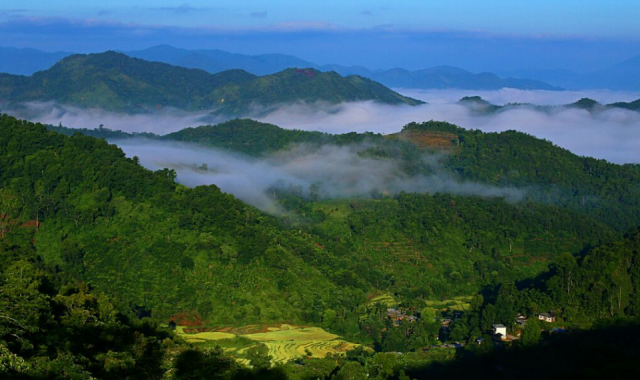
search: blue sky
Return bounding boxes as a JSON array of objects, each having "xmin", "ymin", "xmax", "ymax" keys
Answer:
[
  {"xmin": 2, "ymin": 1, "xmax": 640, "ymax": 71},
  {"xmin": 3, "ymin": 0, "xmax": 640, "ymax": 35}
]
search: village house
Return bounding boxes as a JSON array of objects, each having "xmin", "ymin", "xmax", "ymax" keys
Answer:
[
  {"xmin": 516, "ymin": 314, "xmax": 528, "ymax": 326},
  {"xmin": 536, "ymin": 312, "xmax": 557, "ymax": 323},
  {"xmin": 386, "ymin": 308, "xmax": 418, "ymax": 325},
  {"xmin": 492, "ymin": 324, "xmax": 508, "ymax": 340}
]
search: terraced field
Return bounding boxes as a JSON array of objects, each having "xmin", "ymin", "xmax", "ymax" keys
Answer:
[
  {"xmin": 369, "ymin": 293, "xmax": 397, "ymax": 307},
  {"xmin": 181, "ymin": 331, "xmax": 236, "ymax": 344},
  {"xmin": 425, "ymin": 296, "xmax": 472, "ymax": 311},
  {"xmin": 177, "ymin": 324, "xmax": 363, "ymax": 365}
]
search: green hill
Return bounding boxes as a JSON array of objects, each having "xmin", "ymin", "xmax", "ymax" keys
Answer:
[
  {"xmin": 391, "ymin": 121, "xmax": 640, "ymax": 231},
  {"xmin": 5, "ymin": 114, "xmax": 640, "ymax": 377},
  {"xmin": 609, "ymin": 98, "xmax": 640, "ymax": 111},
  {"xmin": 0, "ymin": 51, "xmax": 422, "ymax": 114},
  {"xmin": 48, "ymin": 117, "xmax": 640, "ymax": 232},
  {"xmin": 1, "ymin": 114, "xmax": 617, "ymax": 323},
  {"xmin": 140, "ymin": 118, "xmax": 640, "ymax": 232}
]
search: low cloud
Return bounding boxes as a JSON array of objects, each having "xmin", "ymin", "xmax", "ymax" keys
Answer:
[
  {"xmin": 148, "ymin": 3, "xmax": 200, "ymax": 14},
  {"xmin": 254, "ymin": 90, "xmax": 640, "ymax": 164},
  {"xmin": 0, "ymin": 101, "xmax": 223, "ymax": 134},
  {"xmin": 114, "ymin": 139, "xmax": 523, "ymax": 213},
  {"xmin": 3, "ymin": 89, "xmax": 640, "ymax": 164}
]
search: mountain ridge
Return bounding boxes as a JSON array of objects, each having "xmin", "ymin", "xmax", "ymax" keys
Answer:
[
  {"xmin": 0, "ymin": 51, "xmax": 421, "ymax": 113},
  {"xmin": 0, "ymin": 45, "xmax": 561, "ymax": 90}
]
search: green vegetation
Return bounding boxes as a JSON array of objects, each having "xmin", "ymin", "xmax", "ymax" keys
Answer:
[
  {"xmin": 0, "ymin": 52, "xmax": 421, "ymax": 114},
  {"xmin": 4, "ymin": 113, "xmax": 640, "ymax": 378},
  {"xmin": 401, "ymin": 121, "xmax": 640, "ymax": 231},
  {"xmin": 609, "ymin": 98, "xmax": 640, "ymax": 110}
]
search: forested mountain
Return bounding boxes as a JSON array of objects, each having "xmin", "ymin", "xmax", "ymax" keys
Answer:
[
  {"xmin": 96, "ymin": 117, "xmax": 640, "ymax": 232},
  {"xmin": 0, "ymin": 52, "xmax": 421, "ymax": 114},
  {"xmin": 0, "ymin": 45, "xmax": 560, "ymax": 90},
  {"xmin": 394, "ymin": 121, "xmax": 640, "ymax": 231},
  {"xmin": 608, "ymin": 98, "xmax": 640, "ymax": 111},
  {"xmin": 5, "ymin": 114, "xmax": 640, "ymax": 377}
]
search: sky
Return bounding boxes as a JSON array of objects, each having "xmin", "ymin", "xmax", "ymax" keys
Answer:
[{"xmin": 1, "ymin": 1, "xmax": 640, "ymax": 72}]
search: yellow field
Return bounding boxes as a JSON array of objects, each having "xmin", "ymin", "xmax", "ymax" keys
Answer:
[
  {"xmin": 177, "ymin": 324, "xmax": 364, "ymax": 365},
  {"xmin": 181, "ymin": 331, "xmax": 236, "ymax": 343},
  {"xmin": 255, "ymin": 339, "xmax": 359, "ymax": 364},
  {"xmin": 245, "ymin": 326, "xmax": 338, "ymax": 342}
]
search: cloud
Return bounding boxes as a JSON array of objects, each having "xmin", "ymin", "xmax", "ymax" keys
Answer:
[
  {"xmin": 3, "ymin": 89, "xmax": 640, "ymax": 165},
  {"xmin": 148, "ymin": 3, "xmax": 200, "ymax": 14},
  {"xmin": 113, "ymin": 139, "xmax": 523, "ymax": 213},
  {"xmin": 266, "ymin": 21, "xmax": 341, "ymax": 32},
  {"xmin": 0, "ymin": 101, "xmax": 222, "ymax": 134},
  {"xmin": 250, "ymin": 11, "xmax": 268, "ymax": 18},
  {"xmin": 253, "ymin": 91, "xmax": 640, "ymax": 164},
  {"xmin": 0, "ymin": 9, "xmax": 32, "ymax": 18}
]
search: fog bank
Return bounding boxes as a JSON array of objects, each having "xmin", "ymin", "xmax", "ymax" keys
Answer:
[
  {"xmin": 115, "ymin": 139, "xmax": 523, "ymax": 213},
  {"xmin": 3, "ymin": 89, "xmax": 640, "ymax": 164},
  {"xmin": 255, "ymin": 97, "xmax": 640, "ymax": 164}
]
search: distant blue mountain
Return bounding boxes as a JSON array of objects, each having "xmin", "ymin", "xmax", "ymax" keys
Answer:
[
  {"xmin": 0, "ymin": 46, "xmax": 72, "ymax": 76},
  {"xmin": 500, "ymin": 53, "xmax": 640, "ymax": 91},
  {"xmin": 0, "ymin": 44, "xmax": 561, "ymax": 90},
  {"xmin": 124, "ymin": 44, "xmax": 316, "ymax": 76}
]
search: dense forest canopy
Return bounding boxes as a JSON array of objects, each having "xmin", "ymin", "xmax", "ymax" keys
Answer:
[
  {"xmin": 0, "ymin": 52, "xmax": 422, "ymax": 114},
  {"xmin": 3, "ymin": 114, "xmax": 640, "ymax": 378}
]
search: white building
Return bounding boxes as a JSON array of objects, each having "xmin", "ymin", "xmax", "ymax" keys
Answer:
[
  {"xmin": 492, "ymin": 324, "xmax": 507, "ymax": 339},
  {"xmin": 536, "ymin": 312, "xmax": 557, "ymax": 323}
]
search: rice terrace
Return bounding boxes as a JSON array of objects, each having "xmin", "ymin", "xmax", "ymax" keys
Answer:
[{"xmin": 177, "ymin": 324, "xmax": 364, "ymax": 365}]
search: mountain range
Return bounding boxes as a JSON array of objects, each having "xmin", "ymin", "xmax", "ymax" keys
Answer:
[
  {"xmin": 499, "ymin": 53, "xmax": 640, "ymax": 91},
  {"xmin": 458, "ymin": 95, "xmax": 640, "ymax": 113},
  {"xmin": 0, "ymin": 45, "xmax": 560, "ymax": 91},
  {"xmin": 0, "ymin": 51, "xmax": 421, "ymax": 113},
  {"xmin": 7, "ymin": 44, "xmax": 640, "ymax": 91}
]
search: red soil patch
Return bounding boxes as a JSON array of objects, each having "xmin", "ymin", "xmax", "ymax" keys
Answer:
[
  {"xmin": 170, "ymin": 311, "xmax": 203, "ymax": 327},
  {"xmin": 295, "ymin": 69, "xmax": 317, "ymax": 78},
  {"xmin": 388, "ymin": 131, "xmax": 460, "ymax": 151}
]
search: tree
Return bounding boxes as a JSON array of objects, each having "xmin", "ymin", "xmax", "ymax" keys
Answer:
[
  {"xmin": 332, "ymin": 361, "xmax": 368, "ymax": 380},
  {"xmin": 246, "ymin": 343, "xmax": 272, "ymax": 370},
  {"xmin": 520, "ymin": 317, "xmax": 541, "ymax": 347}
]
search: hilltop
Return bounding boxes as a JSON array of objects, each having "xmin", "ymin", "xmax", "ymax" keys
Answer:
[{"xmin": 0, "ymin": 51, "xmax": 421, "ymax": 114}]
